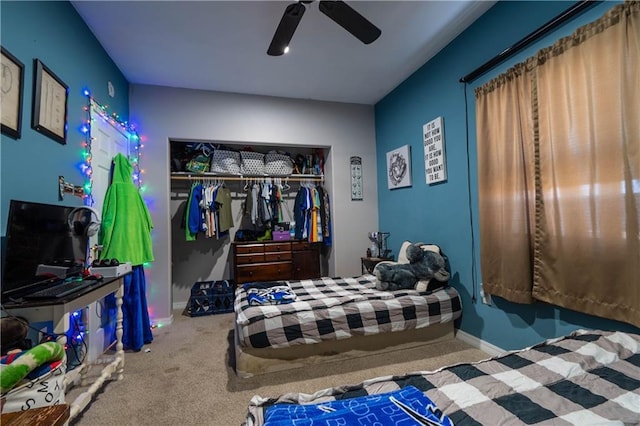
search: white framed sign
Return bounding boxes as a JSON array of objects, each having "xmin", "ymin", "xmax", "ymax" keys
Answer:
[
  {"xmin": 423, "ymin": 116, "xmax": 447, "ymax": 184},
  {"xmin": 350, "ymin": 156, "xmax": 363, "ymax": 200}
]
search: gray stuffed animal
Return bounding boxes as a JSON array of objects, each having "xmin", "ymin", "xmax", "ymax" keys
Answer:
[{"xmin": 374, "ymin": 243, "xmax": 450, "ymax": 291}]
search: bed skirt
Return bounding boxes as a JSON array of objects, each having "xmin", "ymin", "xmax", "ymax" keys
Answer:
[{"xmin": 234, "ymin": 320, "xmax": 454, "ymax": 378}]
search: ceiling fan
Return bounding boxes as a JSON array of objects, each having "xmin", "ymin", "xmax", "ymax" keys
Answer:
[{"xmin": 267, "ymin": 0, "xmax": 382, "ymax": 56}]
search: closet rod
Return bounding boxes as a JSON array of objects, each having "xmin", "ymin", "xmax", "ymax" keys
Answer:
[
  {"xmin": 170, "ymin": 174, "xmax": 324, "ymax": 182},
  {"xmin": 459, "ymin": 0, "xmax": 600, "ymax": 83}
]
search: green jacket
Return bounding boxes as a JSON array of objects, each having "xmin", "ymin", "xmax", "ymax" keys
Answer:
[{"xmin": 99, "ymin": 153, "xmax": 154, "ymax": 265}]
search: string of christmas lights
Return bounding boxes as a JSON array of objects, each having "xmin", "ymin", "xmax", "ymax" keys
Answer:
[{"xmin": 80, "ymin": 89, "xmax": 144, "ymax": 206}]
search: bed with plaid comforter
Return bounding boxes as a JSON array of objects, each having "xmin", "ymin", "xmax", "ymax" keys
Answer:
[
  {"xmin": 245, "ymin": 329, "xmax": 640, "ymax": 425},
  {"xmin": 234, "ymin": 274, "xmax": 462, "ymax": 349}
]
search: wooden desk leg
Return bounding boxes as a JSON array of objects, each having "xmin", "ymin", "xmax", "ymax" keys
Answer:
[
  {"xmin": 115, "ymin": 280, "xmax": 125, "ymax": 380},
  {"xmin": 52, "ymin": 305, "xmax": 68, "ymax": 347}
]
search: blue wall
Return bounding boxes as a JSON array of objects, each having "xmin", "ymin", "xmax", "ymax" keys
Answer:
[
  {"xmin": 0, "ymin": 1, "xmax": 129, "ymax": 234},
  {"xmin": 375, "ymin": 1, "xmax": 639, "ymax": 350}
]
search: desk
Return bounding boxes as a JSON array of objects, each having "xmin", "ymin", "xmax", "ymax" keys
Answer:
[{"xmin": 2, "ymin": 276, "xmax": 126, "ymax": 421}]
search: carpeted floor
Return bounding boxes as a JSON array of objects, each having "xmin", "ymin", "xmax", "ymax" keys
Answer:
[{"xmin": 68, "ymin": 310, "xmax": 490, "ymax": 425}]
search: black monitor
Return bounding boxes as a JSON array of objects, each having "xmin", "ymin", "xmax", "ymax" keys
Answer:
[{"xmin": 1, "ymin": 200, "xmax": 90, "ymax": 300}]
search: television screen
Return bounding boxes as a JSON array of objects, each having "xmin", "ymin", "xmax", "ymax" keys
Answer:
[{"xmin": 1, "ymin": 200, "xmax": 90, "ymax": 300}]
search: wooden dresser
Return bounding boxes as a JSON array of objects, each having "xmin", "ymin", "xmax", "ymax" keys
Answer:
[{"xmin": 233, "ymin": 240, "xmax": 321, "ymax": 284}]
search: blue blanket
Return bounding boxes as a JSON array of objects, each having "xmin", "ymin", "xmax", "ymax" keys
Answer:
[
  {"xmin": 244, "ymin": 282, "xmax": 297, "ymax": 306},
  {"xmin": 264, "ymin": 385, "xmax": 452, "ymax": 426}
]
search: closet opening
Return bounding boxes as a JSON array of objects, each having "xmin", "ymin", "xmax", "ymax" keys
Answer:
[{"xmin": 168, "ymin": 139, "xmax": 332, "ymax": 310}]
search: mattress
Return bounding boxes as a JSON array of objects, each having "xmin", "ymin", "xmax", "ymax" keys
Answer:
[
  {"xmin": 234, "ymin": 274, "xmax": 462, "ymax": 349},
  {"xmin": 245, "ymin": 329, "xmax": 640, "ymax": 425}
]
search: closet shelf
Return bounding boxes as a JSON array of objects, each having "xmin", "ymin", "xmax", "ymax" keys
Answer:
[{"xmin": 170, "ymin": 172, "xmax": 324, "ymax": 182}]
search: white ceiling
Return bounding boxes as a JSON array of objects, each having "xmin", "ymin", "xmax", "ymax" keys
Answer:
[{"xmin": 71, "ymin": 1, "xmax": 496, "ymax": 105}]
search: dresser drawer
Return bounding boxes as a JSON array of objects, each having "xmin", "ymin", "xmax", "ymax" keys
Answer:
[
  {"xmin": 264, "ymin": 242, "xmax": 292, "ymax": 253},
  {"xmin": 236, "ymin": 262, "xmax": 293, "ymax": 283},
  {"xmin": 264, "ymin": 251, "xmax": 292, "ymax": 262},
  {"xmin": 236, "ymin": 253, "xmax": 265, "ymax": 264},
  {"xmin": 291, "ymin": 241, "xmax": 316, "ymax": 251},
  {"xmin": 235, "ymin": 244, "xmax": 265, "ymax": 254}
]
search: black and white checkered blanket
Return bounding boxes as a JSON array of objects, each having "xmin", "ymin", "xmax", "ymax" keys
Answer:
[
  {"xmin": 235, "ymin": 275, "xmax": 462, "ymax": 349},
  {"xmin": 245, "ymin": 329, "xmax": 640, "ymax": 425}
]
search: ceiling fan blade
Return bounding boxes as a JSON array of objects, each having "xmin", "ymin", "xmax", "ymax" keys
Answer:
[
  {"xmin": 267, "ymin": 3, "xmax": 306, "ymax": 56},
  {"xmin": 318, "ymin": 1, "xmax": 381, "ymax": 44}
]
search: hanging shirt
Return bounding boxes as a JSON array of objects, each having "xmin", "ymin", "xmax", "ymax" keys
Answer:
[
  {"xmin": 187, "ymin": 183, "xmax": 203, "ymax": 238},
  {"xmin": 322, "ymin": 187, "xmax": 332, "ymax": 246},
  {"xmin": 204, "ymin": 185, "xmax": 217, "ymax": 238},
  {"xmin": 313, "ymin": 187, "xmax": 323, "ymax": 242},
  {"xmin": 184, "ymin": 184, "xmax": 197, "ymax": 241},
  {"xmin": 251, "ymin": 183, "xmax": 260, "ymax": 225},
  {"xmin": 215, "ymin": 186, "xmax": 234, "ymax": 233},
  {"xmin": 293, "ymin": 187, "xmax": 307, "ymax": 240}
]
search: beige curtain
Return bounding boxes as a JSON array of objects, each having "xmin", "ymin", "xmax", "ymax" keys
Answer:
[
  {"xmin": 475, "ymin": 2, "xmax": 640, "ymax": 326},
  {"xmin": 476, "ymin": 64, "xmax": 536, "ymax": 304},
  {"xmin": 532, "ymin": 2, "xmax": 640, "ymax": 326}
]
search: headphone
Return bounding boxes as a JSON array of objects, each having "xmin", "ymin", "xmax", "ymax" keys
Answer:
[{"xmin": 67, "ymin": 206, "xmax": 101, "ymax": 237}]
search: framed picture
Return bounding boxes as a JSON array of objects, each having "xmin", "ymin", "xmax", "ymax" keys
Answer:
[
  {"xmin": 1, "ymin": 47, "xmax": 25, "ymax": 139},
  {"xmin": 350, "ymin": 156, "xmax": 363, "ymax": 200},
  {"xmin": 31, "ymin": 58, "xmax": 68, "ymax": 145},
  {"xmin": 386, "ymin": 144, "xmax": 412, "ymax": 189}
]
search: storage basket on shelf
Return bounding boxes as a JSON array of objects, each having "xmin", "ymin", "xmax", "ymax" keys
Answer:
[
  {"xmin": 265, "ymin": 151, "xmax": 294, "ymax": 176},
  {"xmin": 240, "ymin": 151, "xmax": 265, "ymax": 175},
  {"xmin": 187, "ymin": 280, "xmax": 234, "ymax": 317},
  {"xmin": 209, "ymin": 149, "xmax": 241, "ymax": 175}
]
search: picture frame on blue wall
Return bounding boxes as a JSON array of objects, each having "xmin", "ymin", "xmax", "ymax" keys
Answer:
[
  {"xmin": 386, "ymin": 144, "xmax": 412, "ymax": 189},
  {"xmin": 1, "ymin": 46, "xmax": 25, "ymax": 140},
  {"xmin": 31, "ymin": 58, "xmax": 68, "ymax": 145}
]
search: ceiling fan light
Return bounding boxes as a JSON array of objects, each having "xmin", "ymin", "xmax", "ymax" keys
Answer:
[
  {"xmin": 267, "ymin": 2, "xmax": 306, "ymax": 56},
  {"xmin": 284, "ymin": 46, "xmax": 290, "ymax": 54}
]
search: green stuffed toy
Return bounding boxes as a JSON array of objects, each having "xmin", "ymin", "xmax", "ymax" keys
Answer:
[
  {"xmin": 374, "ymin": 243, "xmax": 450, "ymax": 291},
  {"xmin": 0, "ymin": 341, "xmax": 65, "ymax": 394}
]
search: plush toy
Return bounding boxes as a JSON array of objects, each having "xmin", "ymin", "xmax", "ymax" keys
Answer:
[
  {"xmin": 374, "ymin": 243, "xmax": 450, "ymax": 291},
  {"xmin": 0, "ymin": 342, "xmax": 65, "ymax": 393}
]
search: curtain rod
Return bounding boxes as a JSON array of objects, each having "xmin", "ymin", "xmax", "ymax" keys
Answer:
[{"xmin": 459, "ymin": 0, "xmax": 601, "ymax": 83}]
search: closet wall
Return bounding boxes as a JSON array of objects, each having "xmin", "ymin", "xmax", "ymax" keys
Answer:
[{"xmin": 130, "ymin": 85, "xmax": 378, "ymax": 321}]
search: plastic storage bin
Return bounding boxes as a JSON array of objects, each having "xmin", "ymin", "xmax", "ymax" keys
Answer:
[{"xmin": 187, "ymin": 280, "xmax": 234, "ymax": 317}]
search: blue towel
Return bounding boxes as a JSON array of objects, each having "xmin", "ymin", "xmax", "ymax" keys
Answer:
[
  {"xmin": 264, "ymin": 385, "xmax": 452, "ymax": 426},
  {"xmin": 104, "ymin": 266, "xmax": 153, "ymax": 352}
]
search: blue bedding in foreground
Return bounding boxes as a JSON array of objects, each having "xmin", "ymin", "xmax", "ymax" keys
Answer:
[{"xmin": 264, "ymin": 385, "xmax": 452, "ymax": 426}]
